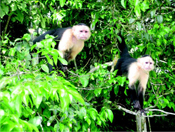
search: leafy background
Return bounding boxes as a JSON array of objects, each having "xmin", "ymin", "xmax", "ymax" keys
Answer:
[{"xmin": 0, "ymin": 0, "xmax": 175, "ymax": 131}]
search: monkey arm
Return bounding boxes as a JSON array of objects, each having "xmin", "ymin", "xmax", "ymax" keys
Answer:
[
  {"xmin": 58, "ymin": 29, "xmax": 74, "ymax": 59},
  {"xmin": 58, "ymin": 29, "xmax": 74, "ymax": 50}
]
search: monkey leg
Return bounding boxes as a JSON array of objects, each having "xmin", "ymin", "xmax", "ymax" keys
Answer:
[
  {"xmin": 128, "ymin": 85, "xmax": 141, "ymax": 110},
  {"xmin": 61, "ymin": 64, "xmax": 68, "ymax": 72},
  {"xmin": 73, "ymin": 59, "xmax": 78, "ymax": 71},
  {"xmin": 138, "ymin": 86, "xmax": 144, "ymax": 110},
  {"xmin": 48, "ymin": 63, "xmax": 53, "ymax": 73},
  {"xmin": 60, "ymin": 64, "xmax": 68, "ymax": 77},
  {"xmin": 65, "ymin": 50, "xmax": 78, "ymax": 71}
]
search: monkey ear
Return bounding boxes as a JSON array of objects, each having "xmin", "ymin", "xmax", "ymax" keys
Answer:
[
  {"xmin": 72, "ymin": 26, "xmax": 77, "ymax": 32},
  {"xmin": 137, "ymin": 58, "xmax": 143, "ymax": 68}
]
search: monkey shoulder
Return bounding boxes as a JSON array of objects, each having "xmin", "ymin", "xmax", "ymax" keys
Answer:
[
  {"xmin": 58, "ymin": 29, "xmax": 74, "ymax": 50},
  {"xmin": 118, "ymin": 57, "xmax": 137, "ymax": 74},
  {"xmin": 33, "ymin": 29, "xmax": 57, "ymax": 43},
  {"xmin": 53, "ymin": 27, "xmax": 71, "ymax": 40}
]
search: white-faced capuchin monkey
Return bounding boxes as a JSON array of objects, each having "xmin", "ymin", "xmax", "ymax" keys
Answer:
[
  {"xmin": 33, "ymin": 23, "xmax": 91, "ymax": 72},
  {"xmin": 114, "ymin": 33, "xmax": 154, "ymax": 111}
]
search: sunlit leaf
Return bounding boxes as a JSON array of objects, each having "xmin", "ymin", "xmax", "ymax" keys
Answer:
[
  {"xmin": 135, "ymin": 5, "xmax": 141, "ymax": 18},
  {"xmin": 29, "ymin": 116, "xmax": 42, "ymax": 127},
  {"xmin": 9, "ymin": 48, "xmax": 16, "ymax": 56},
  {"xmin": 60, "ymin": 0, "xmax": 66, "ymax": 7},
  {"xmin": 41, "ymin": 64, "xmax": 49, "ymax": 73},
  {"xmin": 35, "ymin": 95, "xmax": 43, "ymax": 109},
  {"xmin": 121, "ymin": 0, "xmax": 126, "ymax": 9},
  {"xmin": 78, "ymin": 107, "xmax": 86, "ymax": 120},
  {"xmin": 94, "ymin": 88, "xmax": 102, "ymax": 96},
  {"xmin": 0, "ymin": 7, "xmax": 5, "ymax": 18},
  {"xmin": 64, "ymin": 85, "xmax": 85, "ymax": 105},
  {"xmin": 23, "ymin": 34, "xmax": 31, "ymax": 41},
  {"xmin": 88, "ymin": 108, "xmax": 98, "ymax": 120},
  {"xmin": 157, "ymin": 15, "xmax": 163, "ymax": 24},
  {"xmin": 58, "ymin": 57, "xmax": 68, "ymax": 65},
  {"xmin": 150, "ymin": 10, "xmax": 156, "ymax": 18},
  {"xmin": 140, "ymin": 1, "xmax": 149, "ymax": 12},
  {"xmin": 129, "ymin": 18, "xmax": 135, "ymax": 24},
  {"xmin": 79, "ymin": 75, "xmax": 89, "ymax": 87},
  {"xmin": 106, "ymin": 109, "xmax": 114, "ymax": 123},
  {"xmin": 58, "ymin": 88, "xmax": 70, "ymax": 111}
]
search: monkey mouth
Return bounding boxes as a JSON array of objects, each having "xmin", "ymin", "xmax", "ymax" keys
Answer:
[
  {"xmin": 145, "ymin": 68, "xmax": 152, "ymax": 71},
  {"xmin": 80, "ymin": 37, "xmax": 88, "ymax": 40}
]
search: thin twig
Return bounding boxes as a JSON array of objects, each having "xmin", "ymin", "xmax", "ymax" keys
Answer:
[
  {"xmin": 88, "ymin": 61, "xmax": 113, "ymax": 73},
  {"xmin": 3, "ymin": 12, "xmax": 12, "ymax": 38}
]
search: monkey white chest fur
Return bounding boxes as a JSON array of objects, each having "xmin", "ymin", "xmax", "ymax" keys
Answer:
[{"xmin": 58, "ymin": 25, "xmax": 91, "ymax": 62}]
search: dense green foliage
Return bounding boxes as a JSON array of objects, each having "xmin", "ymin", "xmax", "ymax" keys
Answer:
[{"xmin": 0, "ymin": 0, "xmax": 175, "ymax": 131}]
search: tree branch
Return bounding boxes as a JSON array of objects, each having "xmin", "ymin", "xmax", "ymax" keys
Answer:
[
  {"xmin": 113, "ymin": 104, "xmax": 137, "ymax": 115},
  {"xmin": 147, "ymin": 108, "xmax": 175, "ymax": 116},
  {"xmin": 88, "ymin": 61, "xmax": 113, "ymax": 73}
]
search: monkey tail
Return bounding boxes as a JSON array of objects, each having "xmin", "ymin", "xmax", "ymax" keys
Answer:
[{"xmin": 117, "ymin": 32, "xmax": 131, "ymax": 58}]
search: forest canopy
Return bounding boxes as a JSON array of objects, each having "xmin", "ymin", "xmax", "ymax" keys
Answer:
[{"xmin": 0, "ymin": 0, "xmax": 175, "ymax": 131}]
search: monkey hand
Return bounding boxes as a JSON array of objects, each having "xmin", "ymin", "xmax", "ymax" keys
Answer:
[
  {"xmin": 133, "ymin": 100, "xmax": 141, "ymax": 110},
  {"xmin": 139, "ymin": 109, "xmax": 146, "ymax": 115},
  {"xmin": 62, "ymin": 65, "xmax": 68, "ymax": 72}
]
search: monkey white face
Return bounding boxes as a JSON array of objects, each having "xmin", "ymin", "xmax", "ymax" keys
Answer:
[
  {"xmin": 137, "ymin": 56, "xmax": 154, "ymax": 72},
  {"xmin": 72, "ymin": 25, "xmax": 91, "ymax": 41}
]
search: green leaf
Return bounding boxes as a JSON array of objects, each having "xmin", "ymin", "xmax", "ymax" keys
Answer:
[
  {"xmin": 59, "ymin": 123, "xmax": 65, "ymax": 132},
  {"xmin": 41, "ymin": 64, "xmax": 49, "ymax": 73},
  {"xmin": 51, "ymin": 50, "xmax": 59, "ymax": 65},
  {"xmin": 100, "ymin": 109, "xmax": 108, "ymax": 120},
  {"xmin": 22, "ymin": 94, "xmax": 28, "ymax": 107},
  {"xmin": 60, "ymin": 0, "xmax": 66, "ymax": 7},
  {"xmin": 2, "ymin": 4, "xmax": 9, "ymax": 14},
  {"xmin": 14, "ymin": 96, "xmax": 22, "ymax": 117},
  {"xmin": 23, "ymin": 34, "xmax": 31, "ymax": 41},
  {"xmin": 157, "ymin": 15, "xmax": 163, "ymax": 24},
  {"xmin": 117, "ymin": 76, "xmax": 126, "ymax": 86},
  {"xmin": 0, "ymin": 7, "xmax": 5, "ymax": 18},
  {"xmin": 29, "ymin": 116, "xmax": 42, "ymax": 127},
  {"xmin": 58, "ymin": 57, "xmax": 68, "ymax": 65},
  {"xmin": 129, "ymin": 18, "xmax": 135, "ymax": 24},
  {"xmin": 114, "ymin": 86, "xmax": 119, "ymax": 96},
  {"xmin": 58, "ymin": 88, "xmax": 70, "ymax": 111},
  {"xmin": 11, "ymin": 3, "xmax": 17, "ymax": 11},
  {"xmin": 45, "ymin": 55, "xmax": 53, "ymax": 66},
  {"xmin": 9, "ymin": 48, "xmax": 16, "ymax": 56},
  {"xmin": 41, "ymin": 17, "xmax": 46, "ymax": 28},
  {"xmin": 21, "ymin": 120, "xmax": 39, "ymax": 132},
  {"xmin": 16, "ymin": 11, "xmax": 24, "ymax": 23},
  {"xmin": 0, "ymin": 77, "xmax": 9, "ymax": 89},
  {"xmin": 94, "ymin": 88, "xmax": 102, "ymax": 96},
  {"xmin": 79, "ymin": 75, "xmax": 89, "ymax": 87},
  {"xmin": 150, "ymin": 10, "xmax": 156, "ymax": 18},
  {"xmin": 88, "ymin": 108, "xmax": 98, "ymax": 121},
  {"xmin": 64, "ymin": 85, "xmax": 85, "ymax": 105},
  {"xmin": 121, "ymin": 0, "xmax": 126, "ymax": 9},
  {"xmin": 96, "ymin": 117, "xmax": 102, "ymax": 126},
  {"xmin": 140, "ymin": 1, "xmax": 149, "ymax": 12},
  {"xmin": 106, "ymin": 109, "xmax": 114, "ymax": 123},
  {"xmin": 78, "ymin": 107, "xmax": 86, "ymax": 120},
  {"xmin": 0, "ymin": 109, "xmax": 5, "ymax": 116},
  {"xmin": 35, "ymin": 95, "xmax": 43, "ymax": 109},
  {"xmin": 137, "ymin": 22, "xmax": 141, "ymax": 31},
  {"xmin": 117, "ymin": 35, "xmax": 122, "ymax": 43},
  {"xmin": 86, "ymin": 118, "xmax": 91, "ymax": 125},
  {"xmin": 135, "ymin": 5, "xmax": 141, "ymax": 18},
  {"xmin": 134, "ymin": 0, "xmax": 139, "ymax": 6}
]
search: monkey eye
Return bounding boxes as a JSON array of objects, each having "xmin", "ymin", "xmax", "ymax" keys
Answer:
[
  {"xmin": 85, "ymin": 31, "xmax": 88, "ymax": 33},
  {"xmin": 150, "ymin": 62, "xmax": 152, "ymax": 64},
  {"xmin": 145, "ymin": 62, "xmax": 149, "ymax": 64},
  {"xmin": 80, "ymin": 30, "xmax": 83, "ymax": 32}
]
